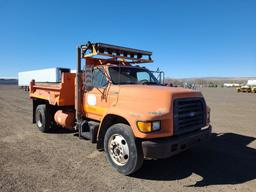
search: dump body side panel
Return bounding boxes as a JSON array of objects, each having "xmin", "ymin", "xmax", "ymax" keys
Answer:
[{"xmin": 29, "ymin": 73, "xmax": 75, "ymax": 106}]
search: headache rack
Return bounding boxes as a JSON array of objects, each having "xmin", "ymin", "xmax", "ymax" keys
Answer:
[{"xmin": 80, "ymin": 41, "xmax": 153, "ymax": 64}]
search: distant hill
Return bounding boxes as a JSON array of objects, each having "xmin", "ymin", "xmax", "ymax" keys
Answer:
[
  {"xmin": 165, "ymin": 77, "xmax": 256, "ymax": 87},
  {"xmin": 177, "ymin": 77, "xmax": 256, "ymax": 81},
  {"xmin": 0, "ymin": 78, "xmax": 18, "ymax": 85}
]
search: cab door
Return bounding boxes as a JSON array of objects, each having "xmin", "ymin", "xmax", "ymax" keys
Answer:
[{"xmin": 83, "ymin": 66, "xmax": 118, "ymax": 121}]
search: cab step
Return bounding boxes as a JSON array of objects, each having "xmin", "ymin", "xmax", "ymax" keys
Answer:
[{"xmin": 80, "ymin": 121, "xmax": 100, "ymax": 143}]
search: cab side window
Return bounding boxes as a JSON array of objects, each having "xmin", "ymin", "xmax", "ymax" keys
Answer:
[{"xmin": 92, "ymin": 68, "xmax": 108, "ymax": 88}]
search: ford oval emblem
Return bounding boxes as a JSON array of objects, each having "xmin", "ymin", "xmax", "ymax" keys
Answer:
[{"xmin": 189, "ymin": 112, "xmax": 196, "ymax": 117}]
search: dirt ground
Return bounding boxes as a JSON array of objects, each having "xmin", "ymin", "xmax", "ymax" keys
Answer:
[{"xmin": 0, "ymin": 85, "xmax": 256, "ymax": 192}]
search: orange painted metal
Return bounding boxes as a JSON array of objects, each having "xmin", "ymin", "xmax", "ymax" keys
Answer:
[
  {"xmin": 54, "ymin": 110, "xmax": 75, "ymax": 128},
  {"xmin": 30, "ymin": 58, "xmax": 206, "ymax": 140}
]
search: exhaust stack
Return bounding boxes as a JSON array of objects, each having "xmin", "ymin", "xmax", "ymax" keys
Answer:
[{"xmin": 75, "ymin": 47, "xmax": 82, "ymax": 137}]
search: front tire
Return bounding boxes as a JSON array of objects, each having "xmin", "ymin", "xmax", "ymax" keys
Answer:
[
  {"xmin": 35, "ymin": 104, "xmax": 50, "ymax": 132},
  {"xmin": 104, "ymin": 123, "xmax": 144, "ymax": 175}
]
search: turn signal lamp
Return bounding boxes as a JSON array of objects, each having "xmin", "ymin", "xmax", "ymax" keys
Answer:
[{"xmin": 137, "ymin": 121, "xmax": 160, "ymax": 133}]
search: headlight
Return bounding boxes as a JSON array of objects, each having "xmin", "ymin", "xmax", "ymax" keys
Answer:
[
  {"xmin": 137, "ymin": 121, "xmax": 161, "ymax": 133},
  {"xmin": 152, "ymin": 121, "xmax": 161, "ymax": 131}
]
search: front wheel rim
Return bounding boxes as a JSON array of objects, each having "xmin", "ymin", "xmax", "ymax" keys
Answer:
[{"xmin": 108, "ymin": 134, "xmax": 129, "ymax": 166}]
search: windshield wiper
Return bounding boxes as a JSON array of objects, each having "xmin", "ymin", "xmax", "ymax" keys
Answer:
[
  {"xmin": 119, "ymin": 82, "xmax": 137, "ymax": 85},
  {"xmin": 142, "ymin": 82, "xmax": 159, "ymax": 85}
]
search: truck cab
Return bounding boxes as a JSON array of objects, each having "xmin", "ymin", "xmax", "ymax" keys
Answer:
[{"xmin": 30, "ymin": 42, "xmax": 211, "ymax": 175}]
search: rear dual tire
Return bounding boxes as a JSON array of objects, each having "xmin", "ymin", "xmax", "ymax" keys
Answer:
[{"xmin": 35, "ymin": 104, "xmax": 51, "ymax": 132}]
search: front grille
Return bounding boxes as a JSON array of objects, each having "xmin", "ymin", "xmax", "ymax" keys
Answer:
[{"xmin": 173, "ymin": 98, "xmax": 206, "ymax": 135}]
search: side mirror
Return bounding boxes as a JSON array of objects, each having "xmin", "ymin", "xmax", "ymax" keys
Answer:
[
  {"xmin": 84, "ymin": 66, "xmax": 93, "ymax": 91},
  {"xmin": 151, "ymin": 70, "xmax": 165, "ymax": 84}
]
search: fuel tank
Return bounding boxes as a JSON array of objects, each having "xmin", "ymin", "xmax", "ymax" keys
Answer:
[{"xmin": 54, "ymin": 110, "xmax": 75, "ymax": 129}]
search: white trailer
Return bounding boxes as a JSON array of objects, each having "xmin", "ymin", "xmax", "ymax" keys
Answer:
[
  {"xmin": 18, "ymin": 68, "xmax": 70, "ymax": 90},
  {"xmin": 247, "ymin": 80, "xmax": 256, "ymax": 86},
  {"xmin": 223, "ymin": 83, "xmax": 240, "ymax": 87}
]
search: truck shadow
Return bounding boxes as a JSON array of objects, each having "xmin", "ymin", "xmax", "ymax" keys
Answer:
[
  {"xmin": 47, "ymin": 126, "xmax": 76, "ymax": 134},
  {"xmin": 134, "ymin": 132, "xmax": 256, "ymax": 186}
]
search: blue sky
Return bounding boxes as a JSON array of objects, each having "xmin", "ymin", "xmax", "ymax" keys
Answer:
[{"xmin": 0, "ymin": 0, "xmax": 255, "ymax": 78}]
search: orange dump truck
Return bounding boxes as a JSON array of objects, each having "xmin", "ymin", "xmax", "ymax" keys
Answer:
[{"xmin": 29, "ymin": 42, "xmax": 212, "ymax": 175}]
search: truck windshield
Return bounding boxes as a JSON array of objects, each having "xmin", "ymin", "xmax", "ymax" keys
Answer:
[{"xmin": 108, "ymin": 66, "xmax": 159, "ymax": 85}]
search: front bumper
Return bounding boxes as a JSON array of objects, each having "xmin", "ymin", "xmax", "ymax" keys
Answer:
[{"xmin": 141, "ymin": 125, "xmax": 212, "ymax": 159}]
